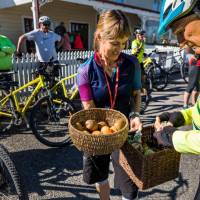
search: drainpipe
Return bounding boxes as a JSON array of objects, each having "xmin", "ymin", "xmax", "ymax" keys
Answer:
[{"xmin": 32, "ymin": 0, "xmax": 39, "ymax": 29}]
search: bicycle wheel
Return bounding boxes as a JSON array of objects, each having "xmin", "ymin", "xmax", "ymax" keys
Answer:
[
  {"xmin": 180, "ymin": 62, "xmax": 189, "ymax": 83},
  {"xmin": 148, "ymin": 64, "xmax": 168, "ymax": 91},
  {"xmin": 0, "ymin": 90, "xmax": 16, "ymax": 133},
  {"xmin": 0, "ymin": 144, "xmax": 28, "ymax": 200},
  {"xmin": 29, "ymin": 95, "xmax": 75, "ymax": 147}
]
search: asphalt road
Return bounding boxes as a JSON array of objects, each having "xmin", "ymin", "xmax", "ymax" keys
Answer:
[{"xmin": 1, "ymin": 76, "xmax": 199, "ymax": 200}]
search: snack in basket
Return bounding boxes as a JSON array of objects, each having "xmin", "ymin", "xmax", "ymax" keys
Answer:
[
  {"xmin": 98, "ymin": 121, "xmax": 108, "ymax": 129},
  {"xmin": 110, "ymin": 126, "xmax": 118, "ymax": 132},
  {"xmin": 74, "ymin": 118, "xmax": 126, "ymax": 135},
  {"xmin": 128, "ymin": 131, "xmax": 155, "ymax": 155},
  {"xmin": 130, "ymin": 142, "xmax": 143, "ymax": 152},
  {"xmin": 85, "ymin": 120, "xmax": 98, "ymax": 131},
  {"xmin": 114, "ymin": 119, "xmax": 125, "ymax": 131},
  {"xmin": 75, "ymin": 122, "xmax": 85, "ymax": 131},
  {"xmin": 69, "ymin": 108, "xmax": 129, "ymax": 155},
  {"xmin": 143, "ymin": 144, "xmax": 155, "ymax": 155},
  {"xmin": 101, "ymin": 126, "xmax": 113, "ymax": 134}
]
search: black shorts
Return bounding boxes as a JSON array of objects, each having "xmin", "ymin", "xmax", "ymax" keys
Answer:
[
  {"xmin": 83, "ymin": 153, "xmax": 110, "ymax": 184},
  {"xmin": 83, "ymin": 151, "xmax": 138, "ymax": 199},
  {"xmin": 186, "ymin": 65, "xmax": 200, "ymax": 93}
]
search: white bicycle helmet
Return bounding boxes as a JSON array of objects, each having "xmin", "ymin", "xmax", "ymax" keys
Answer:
[
  {"xmin": 39, "ymin": 16, "xmax": 51, "ymax": 25},
  {"xmin": 158, "ymin": 0, "xmax": 200, "ymax": 36},
  {"xmin": 135, "ymin": 29, "xmax": 145, "ymax": 35}
]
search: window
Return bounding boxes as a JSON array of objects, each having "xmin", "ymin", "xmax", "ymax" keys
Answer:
[{"xmin": 145, "ymin": 20, "xmax": 159, "ymax": 44}]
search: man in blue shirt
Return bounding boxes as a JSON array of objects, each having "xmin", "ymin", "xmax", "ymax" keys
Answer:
[{"xmin": 16, "ymin": 16, "xmax": 63, "ymax": 62}]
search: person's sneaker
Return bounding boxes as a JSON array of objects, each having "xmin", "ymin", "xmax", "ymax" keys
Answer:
[{"xmin": 183, "ymin": 105, "xmax": 189, "ymax": 109}]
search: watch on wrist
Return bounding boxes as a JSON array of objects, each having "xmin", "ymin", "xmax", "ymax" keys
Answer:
[{"xmin": 129, "ymin": 111, "xmax": 140, "ymax": 119}]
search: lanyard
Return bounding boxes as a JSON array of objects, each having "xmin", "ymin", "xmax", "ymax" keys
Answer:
[{"xmin": 103, "ymin": 66, "xmax": 119, "ymax": 109}]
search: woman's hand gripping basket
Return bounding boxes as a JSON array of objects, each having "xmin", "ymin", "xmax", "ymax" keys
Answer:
[
  {"xmin": 119, "ymin": 125, "xmax": 181, "ymax": 190},
  {"xmin": 68, "ymin": 108, "xmax": 129, "ymax": 155}
]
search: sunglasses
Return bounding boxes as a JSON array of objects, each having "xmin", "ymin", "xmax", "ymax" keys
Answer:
[{"xmin": 42, "ymin": 23, "xmax": 50, "ymax": 27}]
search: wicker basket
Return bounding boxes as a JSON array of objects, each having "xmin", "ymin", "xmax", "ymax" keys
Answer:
[
  {"xmin": 119, "ymin": 125, "xmax": 180, "ymax": 190},
  {"xmin": 68, "ymin": 108, "xmax": 129, "ymax": 156}
]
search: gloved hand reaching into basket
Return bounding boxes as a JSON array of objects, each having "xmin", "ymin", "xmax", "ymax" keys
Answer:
[
  {"xmin": 153, "ymin": 126, "xmax": 176, "ymax": 147},
  {"xmin": 153, "ymin": 111, "xmax": 185, "ymax": 147},
  {"xmin": 154, "ymin": 111, "xmax": 185, "ymax": 131}
]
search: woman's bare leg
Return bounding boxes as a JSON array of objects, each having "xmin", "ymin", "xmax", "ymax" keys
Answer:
[
  {"xmin": 96, "ymin": 180, "xmax": 110, "ymax": 200},
  {"xmin": 191, "ymin": 90, "xmax": 199, "ymax": 105}
]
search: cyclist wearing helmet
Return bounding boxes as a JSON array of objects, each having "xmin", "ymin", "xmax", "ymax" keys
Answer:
[
  {"xmin": 131, "ymin": 29, "xmax": 149, "ymax": 111},
  {"xmin": 132, "ymin": 29, "xmax": 145, "ymax": 66},
  {"xmin": 154, "ymin": 0, "xmax": 200, "ymax": 198},
  {"xmin": 16, "ymin": 16, "xmax": 63, "ymax": 63},
  {"xmin": 131, "ymin": 29, "xmax": 145, "ymax": 61}
]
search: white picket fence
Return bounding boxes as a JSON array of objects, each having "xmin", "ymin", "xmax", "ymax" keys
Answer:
[{"xmin": 12, "ymin": 45, "xmax": 181, "ymax": 87}]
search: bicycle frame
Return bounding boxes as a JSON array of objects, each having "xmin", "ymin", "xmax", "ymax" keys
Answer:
[
  {"xmin": 0, "ymin": 75, "xmax": 46, "ymax": 119},
  {"xmin": 160, "ymin": 50, "xmax": 184, "ymax": 70},
  {"xmin": 143, "ymin": 57, "xmax": 153, "ymax": 69},
  {"xmin": 51, "ymin": 73, "xmax": 78, "ymax": 101}
]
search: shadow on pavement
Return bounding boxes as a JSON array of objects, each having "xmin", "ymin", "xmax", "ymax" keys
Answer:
[
  {"xmin": 9, "ymin": 145, "xmax": 122, "ymax": 199},
  {"xmin": 141, "ymin": 84, "xmax": 184, "ymax": 125},
  {"xmin": 139, "ymin": 173, "xmax": 189, "ymax": 200},
  {"xmin": 9, "ymin": 145, "xmax": 97, "ymax": 199}
]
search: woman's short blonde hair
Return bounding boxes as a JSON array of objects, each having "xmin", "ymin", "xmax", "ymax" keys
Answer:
[{"xmin": 93, "ymin": 9, "xmax": 131, "ymax": 51}]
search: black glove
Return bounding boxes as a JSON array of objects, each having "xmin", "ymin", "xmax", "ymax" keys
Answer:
[
  {"xmin": 158, "ymin": 112, "xmax": 170, "ymax": 122},
  {"xmin": 153, "ymin": 126, "xmax": 176, "ymax": 147},
  {"xmin": 158, "ymin": 111, "xmax": 185, "ymax": 127},
  {"xmin": 15, "ymin": 51, "xmax": 22, "ymax": 58}
]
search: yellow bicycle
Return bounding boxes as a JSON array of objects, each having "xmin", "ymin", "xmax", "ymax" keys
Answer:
[
  {"xmin": 0, "ymin": 64, "xmax": 75, "ymax": 147},
  {"xmin": 143, "ymin": 50, "xmax": 168, "ymax": 91},
  {"xmin": 51, "ymin": 73, "xmax": 78, "ymax": 101}
]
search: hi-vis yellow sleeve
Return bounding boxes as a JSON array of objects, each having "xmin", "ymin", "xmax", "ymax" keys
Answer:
[
  {"xmin": 131, "ymin": 40, "xmax": 138, "ymax": 55},
  {"xmin": 181, "ymin": 108, "xmax": 192, "ymax": 125},
  {"xmin": 180, "ymin": 99, "xmax": 200, "ymax": 128},
  {"xmin": 173, "ymin": 130, "xmax": 200, "ymax": 154}
]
